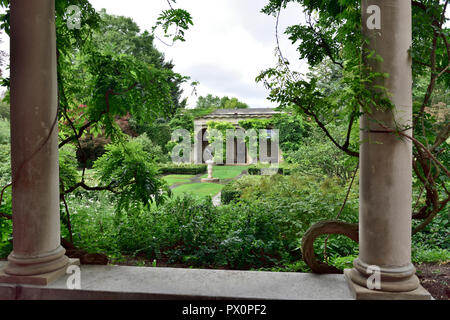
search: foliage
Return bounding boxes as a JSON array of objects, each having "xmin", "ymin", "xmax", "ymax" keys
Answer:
[
  {"xmin": 285, "ymin": 123, "xmax": 358, "ymax": 181},
  {"xmin": 222, "ymin": 97, "xmax": 249, "ymax": 109},
  {"xmin": 412, "ymin": 205, "xmax": 450, "ymax": 250},
  {"xmin": 168, "ymin": 112, "xmax": 195, "ymax": 132},
  {"xmin": 205, "ymin": 121, "xmax": 235, "ymax": 163},
  {"xmin": 0, "ymin": 142, "xmax": 10, "ymax": 186},
  {"xmin": 134, "ymin": 133, "xmax": 169, "ymax": 164},
  {"xmin": 271, "ymin": 112, "xmax": 310, "ymax": 153},
  {"xmin": 0, "ymin": 186, "xmax": 11, "ymax": 257},
  {"xmin": 0, "ymin": 98, "xmax": 9, "ymax": 121},
  {"xmin": 152, "ymin": 2, "xmax": 193, "ymax": 44},
  {"xmin": 92, "ymin": 10, "xmax": 188, "ymax": 120},
  {"xmin": 59, "ymin": 144, "xmax": 79, "ymax": 190},
  {"xmin": 75, "ymin": 135, "xmax": 110, "ymax": 169},
  {"xmin": 258, "ymin": 0, "xmax": 449, "ymax": 234},
  {"xmin": 171, "ymin": 183, "xmax": 223, "ymax": 199},
  {"xmin": 0, "ymin": 118, "xmax": 11, "ymax": 256},
  {"xmin": 130, "ymin": 119, "xmax": 173, "ymax": 155},
  {"xmin": 158, "ymin": 163, "xmax": 207, "ymax": 175},
  {"xmin": 247, "ymin": 166, "xmax": 290, "ymax": 176},
  {"xmin": 50, "ymin": 172, "xmax": 448, "ymax": 270},
  {"xmin": 186, "ymin": 107, "xmax": 218, "ymax": 119},
  {"xmin": 62, "ymin": 174, "xmax": 360, "ymax": 269},
  {"xmin": 2, "ymin": 2, "xmax": 195, "ymax": 228},
  {"xmin": 412, "ymin": 248, "xmax": 450, "ymax": 264},
  {"xmin": 93, "ymin": 139, "xmax": 170, "ymax": 216},
  {"xmin": 221, "ymin": 182, "xmax": 245, "ymax": 205},
  {"xmin": 196, "ymin": 94, "xmax": 249, "ymax": 109}
]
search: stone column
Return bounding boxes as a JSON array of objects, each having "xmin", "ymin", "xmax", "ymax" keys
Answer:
[
  {"xmin": 193, "ymin": 123, "xmax": 203, "ymax": 164},
  {"xmin": 345, "ymin": 0, "xmax": 429, "ymax": 298},
  {"xmin": 0, "ymin": 0, "xmax": 71, "ymax": 285}
]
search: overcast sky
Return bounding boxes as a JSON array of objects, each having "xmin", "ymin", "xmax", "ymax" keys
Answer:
[{"xmin": 0, "ymin": 0, "xmax": 308, "ymax": 108}]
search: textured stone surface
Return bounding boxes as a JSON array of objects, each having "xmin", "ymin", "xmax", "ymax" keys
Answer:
[
  {"xmin": 344, "ymin": 269, "xmax": 432, "ymax": 300},
  {"xmin": 0, "ymin": 259, "xmax": 79, "ymax": 286},
  {"xmin": 0, "ymin": 262, "xmax": 354, "ymax": 300}
]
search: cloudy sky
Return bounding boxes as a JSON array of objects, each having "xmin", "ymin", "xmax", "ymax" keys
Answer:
[{"xmin": 1, "ymin": 0, "xmax": 308, "ymax": 108}]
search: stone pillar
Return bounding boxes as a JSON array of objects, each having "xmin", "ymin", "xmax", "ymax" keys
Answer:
[
  {"xmin": 345, "ymin": 0, "xmax": 430, "ymax": 299},
  {"xmin": 193, "ymin": 123, "xmax": 203, "ymax": 164},
  {"xmin": 0, "ymin": 0, "xmax": 72, "ymax": 285},
  {"xmin": 201, "ymin": 160, "xmax": 219, "ymax": 183}
]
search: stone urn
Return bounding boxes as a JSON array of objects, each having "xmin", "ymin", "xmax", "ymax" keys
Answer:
[{"xmin": 201, "ymin": 160, "xmax": 220, "ymax": 183}]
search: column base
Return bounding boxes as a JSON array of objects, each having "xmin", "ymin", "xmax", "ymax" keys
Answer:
[
  {"xmin": 344, "ymin": 269, "xmax": 432, "ymax": 300},
  {"xmin": 350, "ymin": 258, "xmax": 420, "ymax": 291},
  {"xmin": 0, "ymin": 258, "xmax": 79, "ymax": 286},
  {"xmin": 201, "ymin": 178, "xmax": 220, "ymax": 183}
]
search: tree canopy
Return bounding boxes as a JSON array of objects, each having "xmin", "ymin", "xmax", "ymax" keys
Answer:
[
  {"xmin": 258, "ymin": 0, "xmax": 449, "ymax": 234},
  {"xmin": 196, "ymin": 94, "xmax": 249, "ymax": 109}
]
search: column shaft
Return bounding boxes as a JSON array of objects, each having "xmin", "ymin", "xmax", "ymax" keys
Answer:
[
  {"xmin": 347, "ymin": 0, "xmax": 419, "ymax": 292},
  {"xmin": 5, "ymin": 0, "xmax": 68, "ymax": 277}
]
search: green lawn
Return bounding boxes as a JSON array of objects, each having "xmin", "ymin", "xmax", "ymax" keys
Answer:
[
  {"xmin": 201, "ymin": 165, "xmax": 249, "ymax": 180},
  {"xmin": 171, "ymin": 183, "xmax": 224, "ymax": 199},
  {"xmin": 162, "ymin": 174, "xmax": 195, "ymax": 186}
]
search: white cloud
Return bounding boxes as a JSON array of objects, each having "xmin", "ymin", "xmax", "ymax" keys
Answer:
[
  {"xmin": 0, "ymin": 0, "xmax": 309, "ymax": 108},
  {"xmin": 89, "ymin": 0, "xmax": 309, "ymax": 108}
]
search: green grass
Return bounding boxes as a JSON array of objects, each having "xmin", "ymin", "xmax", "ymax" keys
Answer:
[
  {"xmin": 172, "ymin": 183, "xmax": 224, "ymax": 199},
  {"xmin": 162, "ymin": 174, "xmax": 195, "ymax": 186},
  {"xmin": 201, "ymin": 165, "xmax": 249, "ymax": 180}
]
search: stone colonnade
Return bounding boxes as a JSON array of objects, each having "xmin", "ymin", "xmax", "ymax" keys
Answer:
[{"xmin": 0, "ymin": 0, "xmax": 430, "ymax": 299}]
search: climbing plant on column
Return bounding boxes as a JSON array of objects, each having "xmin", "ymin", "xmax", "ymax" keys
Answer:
[{"xmin": 258, "ymin": 0, "xmax": 449, "ymax": 272}]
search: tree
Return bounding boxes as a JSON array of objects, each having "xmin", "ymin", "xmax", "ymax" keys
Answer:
[
  {"xmin": 92, "ymin": 10, "xmax": 187, "ymax": 119},
  {"xmin": 196, "ymin": 94, "xmax": 249, "ymax": 109},
  {"xmin": 196, "ymin": 94, "xmax": 222, "ymax": 109},
  {"xmin": 0, "ymin": 0, "xmax": 194, "ymax": 239},
  {"xmin": 257, "ymin": 0, "xmax": 449, "ymax": 271},
  {"xmin": 222, "ymin": 97, "xmax": 249, "ymax": 109}
]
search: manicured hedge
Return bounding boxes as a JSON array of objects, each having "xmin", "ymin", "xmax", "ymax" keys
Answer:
[
  {"xmin": 220, "ymin": 183, "xmax": 243, "ymax": 204},
  {"xmin": 247, "ymin": 166, "xmax": 291, "ymax": 176},
  {"xmin": 159, "ymin": 164, "xmax": 207, "ymax": 175}
]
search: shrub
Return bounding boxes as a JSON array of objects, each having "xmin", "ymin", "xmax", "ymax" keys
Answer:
[
  {"xmin": 158, "ymin": 163, "xmax": 207, "ymax": 175},
  {"xmin": 131, "ymin": 120, "xmax": 173, "ymax": 154},
  {"xmin": 221, "ymin": 183, "xmax": 242, "ymax": 204},
  {"xmin": 283, "ymin": 124, "xmax": 358, "ymax": 181},
  {"xmin": 412, "ymin": 248, "xmax": 450, "ymax": 263},
  {"xmin": 76, "ymin": 135, "xmax": 110, "ymax": 169},
  {"xmin": 247, "ymin": 166, "xmax": 290, "ymax": 176},
  {"xmin": 0, "ymin": 143, "xmax": 10, "ymax": 187},
  {"xmin": 0, "ymin": 100, "xmax": 10, "ymax": 121},
  {"xmin": 134, "ymin": 133, "xmax": 169, "ymax": 164},
  {"xmin": 60, "ymin": 174, "xmax": 448, "ymax": 271},
  {"xmin": 0, "ymin": 187, "xmax": 12, "ymax": 258}
]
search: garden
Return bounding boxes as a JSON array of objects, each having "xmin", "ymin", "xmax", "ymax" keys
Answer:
[{"xmin": 0, "ymin": 0, "xmax": 448, "ymax": 299}]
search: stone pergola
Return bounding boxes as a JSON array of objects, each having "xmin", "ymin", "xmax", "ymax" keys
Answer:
[
  {"xmin": 0, "ymin": 0, "xmax": 432, "ymax": 299},
  {"xmin": 193, "ymin": 108, "xmax": 282, "ymax": 165}
]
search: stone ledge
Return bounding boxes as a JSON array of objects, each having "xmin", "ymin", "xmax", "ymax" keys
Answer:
[{"xmin": 0, "ymin": 262, "xmax": 354, "ymax": 300}]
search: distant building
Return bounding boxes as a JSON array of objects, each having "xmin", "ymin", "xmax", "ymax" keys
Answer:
[{"xmin": 193, "ymin": 108, "xmax": 282, "ymax": 164}]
